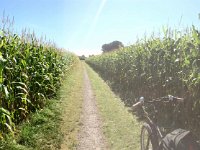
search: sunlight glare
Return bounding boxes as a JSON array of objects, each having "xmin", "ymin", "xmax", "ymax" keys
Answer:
[{"xmin": 83, "ymin": 0, "xmax": 107, "ymax": 44}]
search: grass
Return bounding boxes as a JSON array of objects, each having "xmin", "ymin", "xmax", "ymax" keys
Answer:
[
  {"xmin": 0, "ymin": 62, "xmax": 84, "ymax": 150},
  {"xmin": 85, "ymin": 63, "xmax": 141, "ymax": 150},
  {"xmin": 59, "ymin": 61, "xmax": 84, "ymax": 149},
  {"xmin": 0, "ymin": 93, "xmax": 63, "ymax": 150}
]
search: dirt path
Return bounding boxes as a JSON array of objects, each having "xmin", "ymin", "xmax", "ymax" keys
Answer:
[{"xmin": 77, "ymin": 68, "xmax": 107, "ymax": 150}]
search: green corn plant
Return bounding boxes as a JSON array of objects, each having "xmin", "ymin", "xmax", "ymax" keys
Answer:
[
  {"xmin": 86, "ymin": 25, "xmax": 200, "ymax": 138},
  {"xmin": 0, "ymin": 20, "xmax": 78, "ymax": 136}
]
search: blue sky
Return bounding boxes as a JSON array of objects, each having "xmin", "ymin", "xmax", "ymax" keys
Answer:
[{"xmin": 0, "ymin": 0, "xmax": 200, "ymax": 56}]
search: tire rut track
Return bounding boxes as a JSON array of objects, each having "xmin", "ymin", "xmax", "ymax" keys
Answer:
[{"xmin": 77, "ymin": 68, "xmax": 107, "ymax": 150}]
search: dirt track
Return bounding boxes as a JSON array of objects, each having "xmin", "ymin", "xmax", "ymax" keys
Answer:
[{"xmin": 77, "ymin": 68, "xmax": 107, "ymax": 150}]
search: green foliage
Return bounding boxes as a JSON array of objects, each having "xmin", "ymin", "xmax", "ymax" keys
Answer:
[
  {"xmin": 79, "ymin": 55, "xmax": 86, "ymax": 60},
  {"xmin": 0, "ymin": 62, "xmax": 83, "ymax": 149},
  {"xmin": 102, "ymin": 40, "xmax": 124, "ymax": 53},
  {"xmin": 0, "ymin": 29, "xmax": 77, "ymax": 137},
  {"xmin": 86, "ymin": 26, "xmax": 200, "ymax": 137}
]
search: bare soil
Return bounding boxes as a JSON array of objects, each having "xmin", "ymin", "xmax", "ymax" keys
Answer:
[{"xmin": 77, "ymin": 68, "xmax": 107, "ymax": 150}]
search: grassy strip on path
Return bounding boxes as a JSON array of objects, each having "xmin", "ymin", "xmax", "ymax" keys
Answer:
[
  {"xmin": 60, "ymin": 61, "xmax": 84, "ymax": 149},
  {"xmin": 85, "ymin": 63, "xmax": 141, "ymax": 150},
  {"xmin": 0, "ymin": 62, "xmax": 84, "ymax": 150}
]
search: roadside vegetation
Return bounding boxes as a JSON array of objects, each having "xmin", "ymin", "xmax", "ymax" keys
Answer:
[
  {"xmin": 0, "ymin": 62, "xmax": 84, "ymax": 150},
  {"xmin": 86, "ymin": 63, "xmax": 141, "ymax": 149},
  {"xmin": 86, "ymin": 25, "xmax": 200, "ymax": 138},
  {"xmin": 0, "ymin": 16, "xmax": 84, "ymax": 149},
  {"xmin": 60, "ymin": 62, "xmax": 84, "ymax": 149},
  {"xmin": 0, "ymin": 25, "xmax": 77, "ymax": 137}
]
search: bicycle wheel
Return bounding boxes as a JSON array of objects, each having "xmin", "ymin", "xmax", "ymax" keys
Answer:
[{"xmin": 140, "ymin": 123, "xmax": 158, "ymax": 150}]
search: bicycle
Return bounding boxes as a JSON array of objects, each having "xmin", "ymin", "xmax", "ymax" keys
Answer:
[{"xmin": 132, "ymin": 95, "xmax": 184, "ymax": 150}]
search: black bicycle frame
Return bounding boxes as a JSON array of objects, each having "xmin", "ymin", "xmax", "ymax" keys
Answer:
[{"xmin": 141, "ymin": 105, "xmax": 163, "ymax": 149}]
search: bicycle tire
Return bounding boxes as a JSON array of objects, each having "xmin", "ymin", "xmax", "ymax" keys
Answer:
[{"xmin": 140, "ymin": 123, "xmax": 159, "ymax": 150}]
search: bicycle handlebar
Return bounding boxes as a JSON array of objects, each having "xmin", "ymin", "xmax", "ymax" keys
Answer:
[
  {"xmin": 148, "ymin": 95, "xmax": 184, "ymax": 103},
  {"xmin": 132, "ymin": 95, "xmax": 184, "ymax": 110},
  {"xmin": 132, "ymin": 101, "xmax": 143, "ymax": 109},
  {"xmin": 132, "ymin": 97, "xmax": 144, "ymax": 109}
]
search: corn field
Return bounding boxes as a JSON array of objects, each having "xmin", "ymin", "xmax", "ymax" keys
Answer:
[
  {"xmin": 0, "ymin": 29, "xmax": 77, "ymax": 137},
  {"xmin": 86, "ymin": 26, "xmax": 200, "ymax": 138}
]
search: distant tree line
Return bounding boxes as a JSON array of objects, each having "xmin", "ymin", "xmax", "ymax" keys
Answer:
[
  {"xmin": 79, "ymin": 55, "xmax": 86, "ymax": 60},
  {"xmin": 102, "ymin": 41, "xmax": 124, "ymax": 53}
]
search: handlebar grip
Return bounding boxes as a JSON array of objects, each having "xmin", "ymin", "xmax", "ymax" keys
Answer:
[
  {"xmin": 175, "ymin": 97, "xmax": 184, "ymax": 103},
  {"xmin": 166, "ymin": 95, "xmax": 184, "ymax": 103},
  {"xmin": 132, "ymin": 101, "xmax": 143, "ymax": 109}
]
